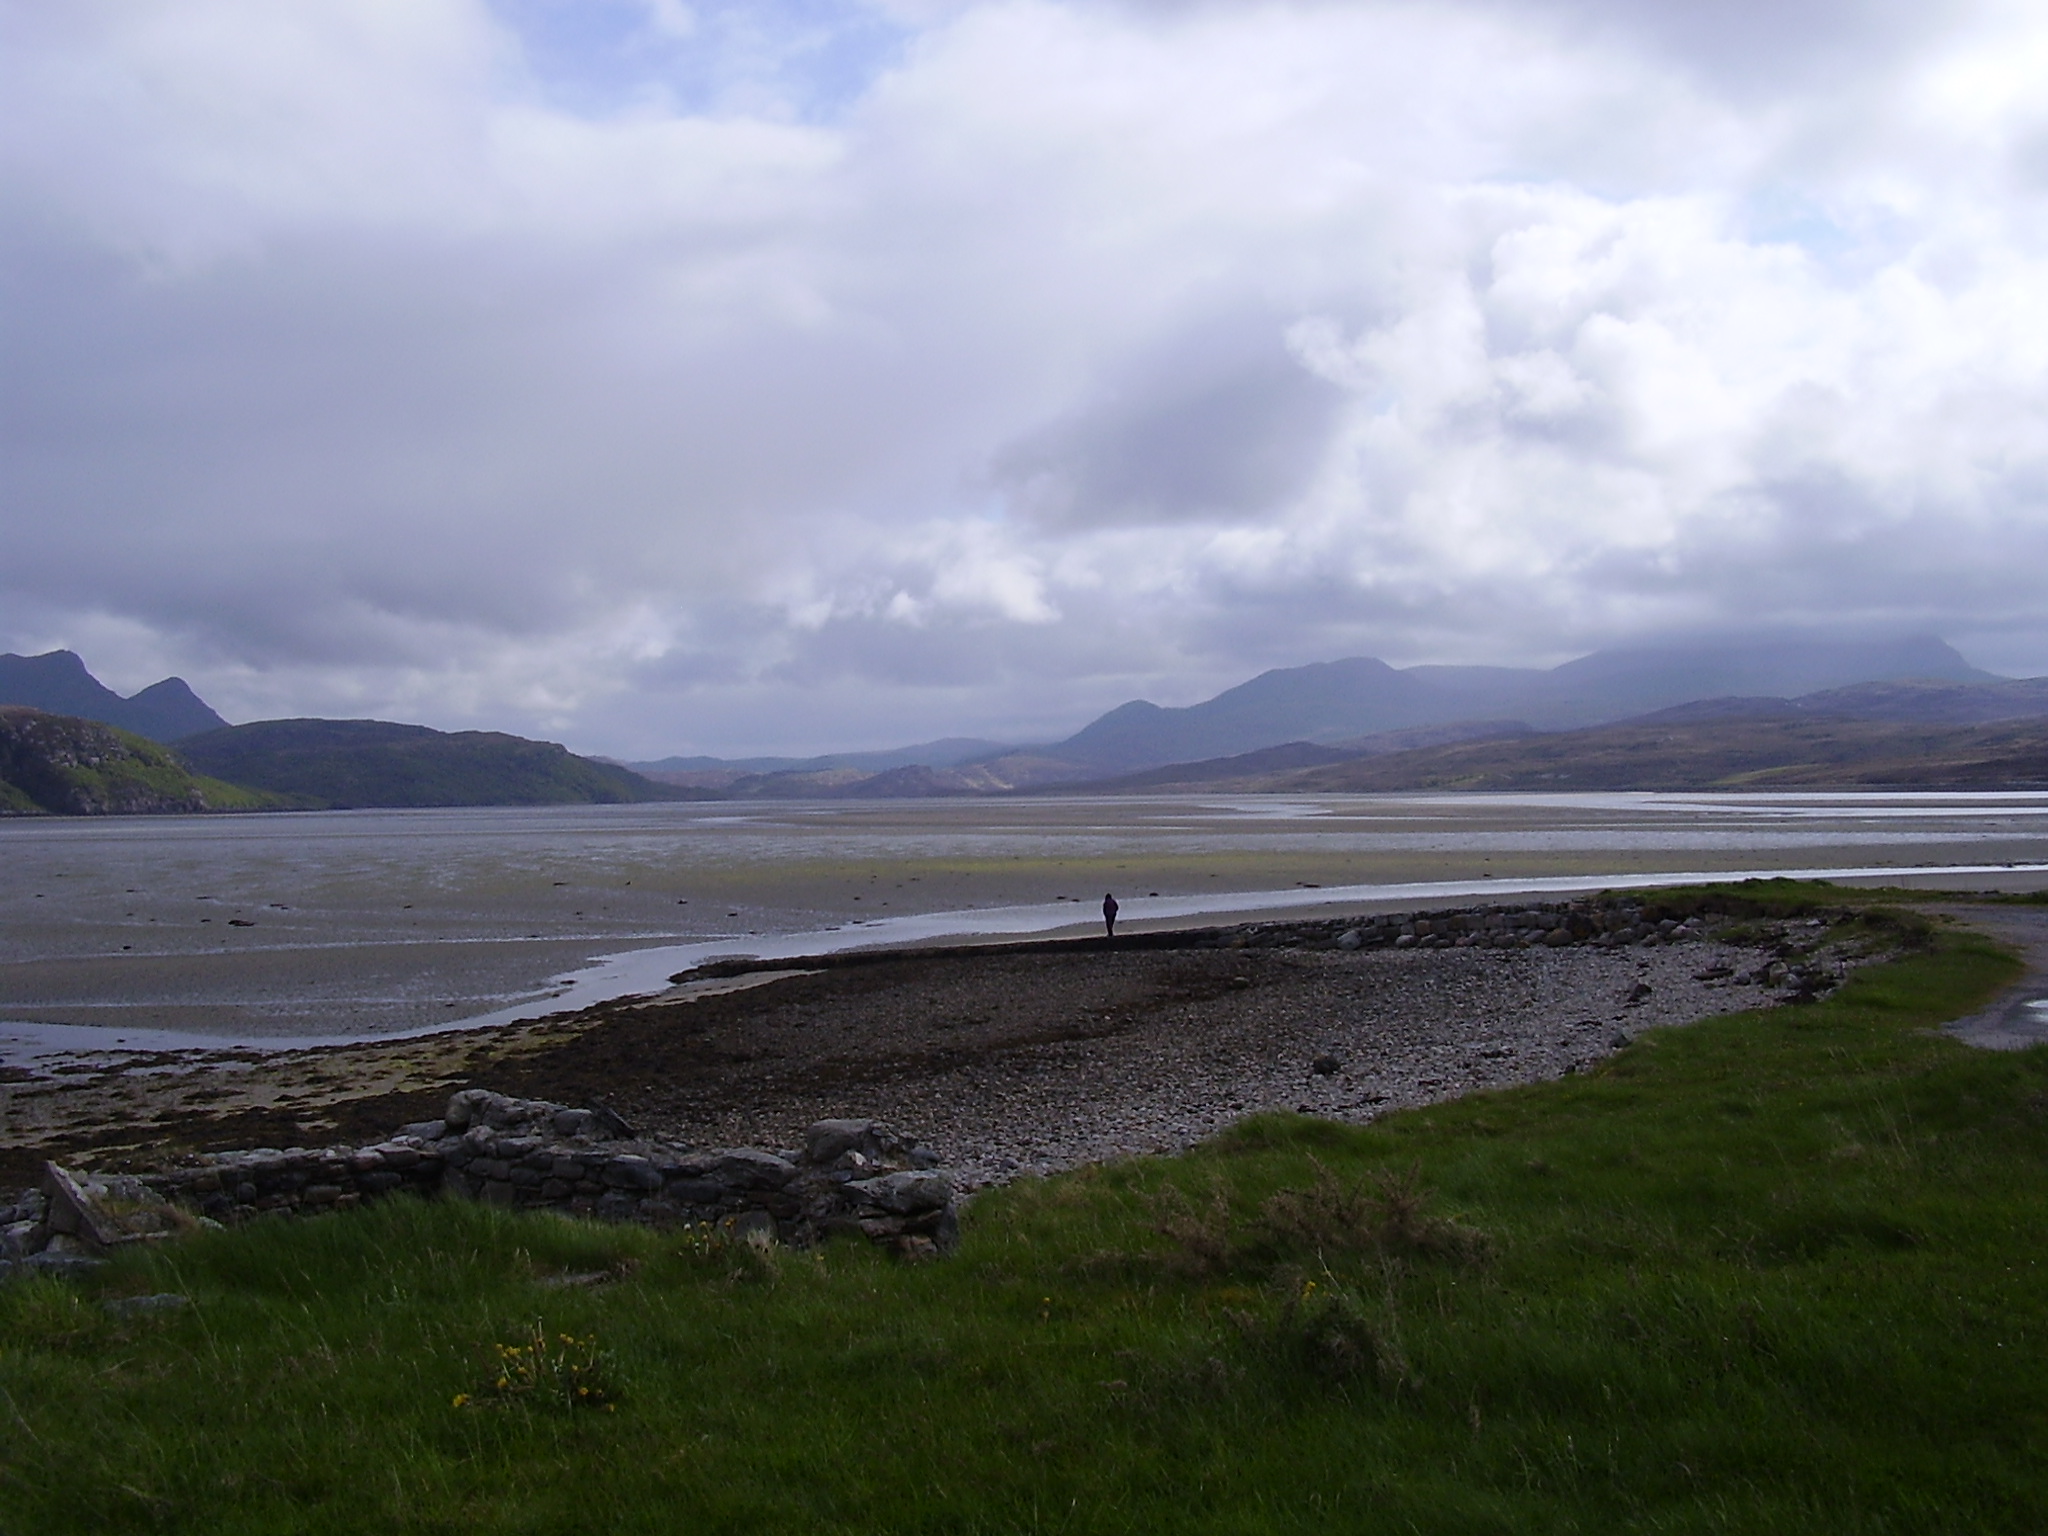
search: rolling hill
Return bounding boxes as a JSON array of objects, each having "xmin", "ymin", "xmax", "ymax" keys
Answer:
[
  {"xmin": 175, "ymin": 719, "xmax": 706, "ymax": 809},
  {"xmin": 1079, "ymin": 711, "xmax": 2048, "ymax": 795},
  {"xmin": 0, "ymin": 708, "xmax": 274, "ymax": 815}
]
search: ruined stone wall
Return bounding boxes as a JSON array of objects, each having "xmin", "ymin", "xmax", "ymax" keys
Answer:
[{"xmin": 2, "ymin": 1095, "xmax": 959, "ymax": 1274}]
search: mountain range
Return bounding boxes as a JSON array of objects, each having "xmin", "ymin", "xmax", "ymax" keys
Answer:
[
  {"xmin": 0, "ymin": 650, "xmax": 227, "ymax": 741},
  {"xmin": 9, "ymin": 634, "xmax": 2044, "ymax": 812},
  {"xmin": 640, "ymin": 632, "xmax": 2005, "ymax": 794},
  {"xmin": 1025, "ymin": 633, "xmax": 1995, "ymax": 777}
]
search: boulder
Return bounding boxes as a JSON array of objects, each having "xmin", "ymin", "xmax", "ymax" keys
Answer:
[
  {"xmin": 804, "ymin": 1119, "xmax": 916, "ymax": 1167},
  {"xmin": 849, "ymin": 1170, "xmax": 953, "ymax": 1216},
  {"xmin": 709, "ymin": 1150, "xmax": 800, "ymax": 1191},
  {"xmin": 42, "ymin": 1164, "xmax": 180, "ymax": 1250}
]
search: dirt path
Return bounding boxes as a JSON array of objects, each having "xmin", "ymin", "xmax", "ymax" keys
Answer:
[{"xmin": 1935, "ymin": 903, "xmax": 2048, "ymax": 1051}]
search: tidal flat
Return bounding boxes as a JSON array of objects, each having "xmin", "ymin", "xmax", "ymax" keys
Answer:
[
  {"xmin": 4, "ymin": 905, "xmax": 2043, "ymax": 1535},
  {"xmin": 3, "ymin": 792, "xmax": 2048, "ymax": 1055}
]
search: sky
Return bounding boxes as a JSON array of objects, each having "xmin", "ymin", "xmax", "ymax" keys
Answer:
[{"xmin": 5, "ymin": 0, "xmax": 2048, "ymax": 757}]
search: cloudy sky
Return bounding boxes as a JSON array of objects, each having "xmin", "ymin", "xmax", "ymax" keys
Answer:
[{"xmin": 5, "ymin": 0, "xmax": 2048, "ymax": 756}]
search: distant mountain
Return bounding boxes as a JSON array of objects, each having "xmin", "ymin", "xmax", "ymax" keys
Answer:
[
  {"xmin": 1252, "ymin": 711, "xmax": 2048, "ymax": 793},
  {"xmin": 1039, "ymin": 634, "xmax": 1996, "ymax": 774},
  {"xmin": 1045, "ymin": 721, "xmax": 1538, "ymax": 794},
  {"xmin": 0, "ymin": 650, "xmax": 228, "ymax": 741},
  {"xmin": 627, "ymin": 737, "xmax": 1013, "ymax": 789},
  {"xmin": 177, "ymin": 719, "xmax": 708, "ymax": 809},
  {"xmin": 1527, "ymin": 634, "xmax": 1997, "ymax": 724},
  {"xmin": 0, "ymin": 708, "xmax": 275, "ymax": 815},
  {"xmin": 1789, "ymin": 676, "xmax": 2048, "ymax": 725}
]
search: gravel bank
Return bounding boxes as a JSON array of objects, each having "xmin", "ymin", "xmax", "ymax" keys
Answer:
[
  {"xmin": 471, "ymin": 928, "xmax": 1818, "ymax": 1189},
  {"xmin": 6, "ymin": 898, "xmax": 1868, "ymax": 1195}
]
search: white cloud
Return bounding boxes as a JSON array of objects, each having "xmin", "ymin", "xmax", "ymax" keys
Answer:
[{"xmin": 2, "ymin": 0, "xmax": 2047, "ymax": 754}]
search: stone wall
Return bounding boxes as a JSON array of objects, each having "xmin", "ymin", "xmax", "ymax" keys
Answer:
[{"xmin": 1, "ymin": 1093, "xmax": 960, "ymax": 1276}]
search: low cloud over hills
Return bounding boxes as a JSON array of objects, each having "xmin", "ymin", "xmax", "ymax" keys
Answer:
[
  {"xmin": 11, "ymin": 636, "xmax": 2046, "ymax": 813},
  {"xmin": 636, "ymin": 633, "xmax": 2035, "ymax": 798},
  {"xmin": 1035, "ymin": 635, "xmax": 1994, "ymax": 776}
]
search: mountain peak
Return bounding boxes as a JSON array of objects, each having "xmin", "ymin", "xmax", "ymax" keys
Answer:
[
  {"xmin": 0, "ymin": 651, "xmax": 228, "ymax": 741},
  {"xmin": 1044, "ymin": 633, "xmax": 2002, "ymax": 774}
]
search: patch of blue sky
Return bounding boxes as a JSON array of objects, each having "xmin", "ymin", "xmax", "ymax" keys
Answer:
[
  {"xmin": 1738, "ymin": 182, "xmax": 1911, "ymax": 280},
  {"xmin": 488, "ymin": 0, "xmax": 913, "ymax": 122}
]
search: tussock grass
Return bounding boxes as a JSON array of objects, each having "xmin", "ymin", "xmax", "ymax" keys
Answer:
[{"xmin": 4, "ymin": 890, "xmax": 2047, "ymax": 1531}]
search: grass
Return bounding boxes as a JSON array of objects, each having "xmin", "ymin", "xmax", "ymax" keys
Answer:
[{"xmin": 3, "ymin": 893, "xmax": 2046, "ymax": 1532}]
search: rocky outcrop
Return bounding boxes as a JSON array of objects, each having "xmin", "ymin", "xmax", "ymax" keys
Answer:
[
  {"xmin": 0, "ymin": 706, "xmax": 224, "ymax": 814},
  {"xmin": 0, "ymin": 1093, "xmax": 961, "ymax": 1276}
]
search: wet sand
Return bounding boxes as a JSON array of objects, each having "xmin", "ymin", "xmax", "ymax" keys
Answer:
[
  {"xmin": 6, "ymin": 793, "xmax": 2048, "ymax": 1048},
  {"xmin": 0, "ymin": 894, "xmax": 1934, "ymax": 1191}
]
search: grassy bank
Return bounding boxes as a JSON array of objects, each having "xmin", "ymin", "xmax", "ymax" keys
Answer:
[{"xmin": 2, "ymin": 892, "xmax": 2044, "ymax": 1532}]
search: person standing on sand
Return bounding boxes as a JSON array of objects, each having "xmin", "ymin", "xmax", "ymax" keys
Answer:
[{"xmin": 1103, "ymin": 892, "xmax": 1119, "ymax": 938}]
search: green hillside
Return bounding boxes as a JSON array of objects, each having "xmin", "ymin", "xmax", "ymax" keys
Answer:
[
  {"xmin": 1119, "ymin": 713, "xmax": 2048, "ymax": 794},
  {"xmin": 174, "ymin": 718, "xmax": 703, "ymax": 809},
  {"xmin": 0, "ymin": 708, "xmax": 274, "ymax": 815}
]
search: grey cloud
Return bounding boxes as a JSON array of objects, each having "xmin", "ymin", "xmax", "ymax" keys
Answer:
[
  {"xmin": 1117, "ymin": 0, "xmax": 1968, "ymax": 95},
  {"xmin": 989, "ymin": 316, "xmax": 1347, "ymax": 529},
  {"xmin": 4, "ymin": 0, "xmax": 2047, "ymax": 755},
  {"xmin": 1517, "ymin": 0, "xmax": 1961, "ymax": 94}
]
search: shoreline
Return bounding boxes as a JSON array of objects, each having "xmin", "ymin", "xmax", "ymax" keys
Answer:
[
  {"xmin": 4, "ymin": 858, "xmax": 2039, "ymax": 1070},
  {"xmin": 0, "ymin": 887, "xmax": 1902, "ymax": 1192}
]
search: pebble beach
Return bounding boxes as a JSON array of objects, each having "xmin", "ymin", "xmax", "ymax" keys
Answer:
[{"xmin": 2, "ymin": 896, "xmax": 1862, "ymax": 1193}]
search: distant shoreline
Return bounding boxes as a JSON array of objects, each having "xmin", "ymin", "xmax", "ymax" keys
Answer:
[{"xmin": 7, "ymin": 859, "xmax": 2048, "ymax": 1072}]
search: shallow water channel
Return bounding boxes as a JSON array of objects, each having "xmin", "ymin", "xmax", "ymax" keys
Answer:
[{"xmin": 3, "ymin": 791, "xmax": 2046, "ymax": 1063}]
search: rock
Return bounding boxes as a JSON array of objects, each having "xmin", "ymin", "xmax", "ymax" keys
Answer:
[
  {"xmin": 33, "ymin": 1085, "xmax": 962, "ymax": 1261},
  {"xmin": 849, "ymin": 1171, "xmax": 952, "ymax": 1216},
  {"xmin": 803, "ymin": 1119, "xmax": 919, "ymax": 1168},
  {"xmin": 1311, "ymin": 1055, "xmax": 1342, "ymax": 1076},
  {"xmin": 666, "ymin": 1178, "xmax": 726, "ymax": 1204},
  {"xmin": 550, "ymin": 1109, "xmax": 599, "ymax": 1138},
  {"xmin": 20, "ymin": 1250, "xmax": 106, "ymax": 1278},
  {"xmin": 1335, "ymin": 930, "xmax": 1363, "ymax": 950},
  {"xmin": 806, "ymin": 1119, "xmax": 878, "ymax": 1165},
  {"xmin": 43, "ymin": 1164, "xmax": 179, "ymax": 1249},
  {"xmin": 601, "ymin": 1156, "xmax": 664, "ymax": 1192},
  {"xmin": 584, "ymin": 1103, "xmax": 637, "ymax": 1139},
  {"xmin": 710, "ymin": 1150, "xmax": 799, "ymax": 1191}
]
